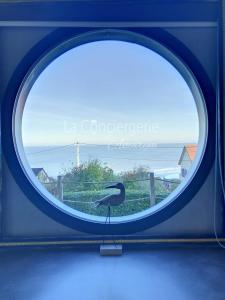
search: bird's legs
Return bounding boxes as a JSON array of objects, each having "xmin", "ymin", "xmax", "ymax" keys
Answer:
[
  {"xmin": 102, "ymin": 206, "xmax": 118, "ymax": 248},
  {"xmin": 108, "ymin": 206, "xmax": 117, "ymax": 247},
  {"xmin": 108, "ymin": 206, "xmax": 111, "ymax": 224},
  {"xmin": 102, "ymin": 206, "xmax": 110, "ymax": 245},
  {"xmin": 105, "ymin": 206, "xmax": 110, "ymax": 225}
]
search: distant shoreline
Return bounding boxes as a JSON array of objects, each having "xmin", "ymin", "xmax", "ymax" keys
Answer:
[{"xmin": 23, "ymin": 143, "xmax": 191, "ymax": 179}]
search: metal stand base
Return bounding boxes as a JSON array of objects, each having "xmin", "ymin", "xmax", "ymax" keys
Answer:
[
  {"xmin": 100, "ymin": 244, "xmax": 123, "ymax": 256},
  {"xmin": 100, "ymin": 206, "xmax": 123, "ymax": 256}
]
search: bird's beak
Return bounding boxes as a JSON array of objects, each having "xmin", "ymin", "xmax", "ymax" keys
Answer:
[{"xmin": 105, "ymin": 184, "xmax": 117, "ymax": 189}]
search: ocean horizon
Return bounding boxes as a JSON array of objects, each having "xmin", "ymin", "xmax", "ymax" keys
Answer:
[{"xmin": 24, "ymin": 143, "xmax": 188, "ymax": 179}]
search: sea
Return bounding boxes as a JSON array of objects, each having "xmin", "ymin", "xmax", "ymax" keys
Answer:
[{"xmin": 24, "ymin": 143, "xmax": 185, "ymax": 179}]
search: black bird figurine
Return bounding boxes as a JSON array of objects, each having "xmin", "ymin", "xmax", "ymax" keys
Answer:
[{"xmin": 95, "ymin": 182, "xmax": 125, "ymax": 223}]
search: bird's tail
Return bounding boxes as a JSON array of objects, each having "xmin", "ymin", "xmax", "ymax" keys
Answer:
[{"xmin": 92, "ymin": 200, "xmax": 101, "ymax": 208}]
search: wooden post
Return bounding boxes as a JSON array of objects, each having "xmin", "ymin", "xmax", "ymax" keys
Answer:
[
  {"xmin": 57, "ymin": 175, "xmax": 63, "ymax": 201},
  {"xmin": 149, "ymin": 172, "xmax": 155, "ymax": 206},
  {"xmin": 76, "ymin": 141, "xmax": 80, "ymax": 167}
]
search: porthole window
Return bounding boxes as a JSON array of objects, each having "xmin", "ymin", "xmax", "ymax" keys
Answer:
[{"xmin": 13, "ymin": 30, "xmax": 208, "ymax": 232}]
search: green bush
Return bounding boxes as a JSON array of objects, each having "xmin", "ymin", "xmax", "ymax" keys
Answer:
[
  {"xmin": 53, "ymin": 159, "xmax": 181, "ymax": 217},
  {"xmin": 63, "ymin": 159, "xmax": 117, "ymax": 192},
  {"xmin": 63, "ymin": 189, "xmax": 169, "ymax": 217}
]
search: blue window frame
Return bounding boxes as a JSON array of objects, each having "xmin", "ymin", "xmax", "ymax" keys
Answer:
[{"xmin": 2, "ymin": 29, "xmax": 215, "ymax": 234}]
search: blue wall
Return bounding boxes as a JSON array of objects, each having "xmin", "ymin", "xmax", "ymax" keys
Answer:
[{"xmin": 0, "ymin": 1, "xmax": 223, "ymax": 240}]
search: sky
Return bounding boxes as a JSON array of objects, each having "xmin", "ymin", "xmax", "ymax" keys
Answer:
[{"xmin": 22, "ymin": 40, "xmax": 199, "ymax": 146}]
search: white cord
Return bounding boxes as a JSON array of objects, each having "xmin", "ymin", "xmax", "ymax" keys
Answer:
[
  {"xmin": 214, "ymin": 123, "xmax": 225, "ymax": 248},
  {"xmin": 213, "ymin": 16, "xmax": 225, "ymax": 247}
]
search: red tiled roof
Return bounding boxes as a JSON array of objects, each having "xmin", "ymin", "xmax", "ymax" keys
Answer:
[
  {"xmin": 178, "ymin": 144, "xmax": 197, "ymax": 165},
  {"xmin": 185, "ymin": 144, "xmax": 197, "ymax": 161}
]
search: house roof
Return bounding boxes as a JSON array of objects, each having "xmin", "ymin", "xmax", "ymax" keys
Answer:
[
  {"xmin": 32, "ymin": 168, "xmax": 48, "ymax": 178},
  {"xmin": 178, "ymin": 144, "xmax": 197, "ymax": 165}
]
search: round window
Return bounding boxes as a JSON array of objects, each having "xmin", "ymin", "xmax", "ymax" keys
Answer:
[{"xmin": 13, "ymin": 30, "xmax": 208, "ymax": 233}]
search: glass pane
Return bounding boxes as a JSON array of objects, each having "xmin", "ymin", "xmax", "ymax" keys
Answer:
[{"xmin": 21, "ymin": 40, "xmax": 200, "ymax": 219}]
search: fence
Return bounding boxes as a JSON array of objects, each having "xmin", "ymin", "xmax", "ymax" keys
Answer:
[{"xmin": 42, "ymin": 172, "xmax": 180, "ymax": 208}]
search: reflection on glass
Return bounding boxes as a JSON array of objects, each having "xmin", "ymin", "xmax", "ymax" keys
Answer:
[{"xmin": 22, "ymin": 41, "xmax": 199, "ymax": 218}]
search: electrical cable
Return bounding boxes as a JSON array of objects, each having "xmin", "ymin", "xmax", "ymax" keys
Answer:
[
  {"xmin": 213, "ymin": 9, "xmax": 225, "ymax": 248},
  {"xmin": 214, "ymin": 96, "xmax": 225, "ymax": 248},
  {"xmin": 26, "ymin": 142, "xmax": 195, "ymax": 156},
  {"xmin": 26, "ymin": 143, "xmax": 74, "ymax": 155}
]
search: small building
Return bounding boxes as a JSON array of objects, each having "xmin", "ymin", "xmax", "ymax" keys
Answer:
[
  {"xmin": 178, "ymin": 145, "xmax": 197, "ymax": 179},
  {"xmin": 32, "ymin": 168, "xmax": 50, "ymax": 183}
]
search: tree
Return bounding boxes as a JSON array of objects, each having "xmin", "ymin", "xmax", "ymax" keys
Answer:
[
  {"xmin": 63, "ymin": 159, "xmax": 116, "ymax": 192},
  {"xmin": 120, "ymin": 166, "xmax": 149, "ymax": 190}
]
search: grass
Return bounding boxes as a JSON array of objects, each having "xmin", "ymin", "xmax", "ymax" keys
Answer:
[
  {"xmin": 63, "ymin": 189, "xmax": 169, "ymax": 217},
  {"xmin": 44, "ymin": 177, "xmax": 180, "ymax": 217}
]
